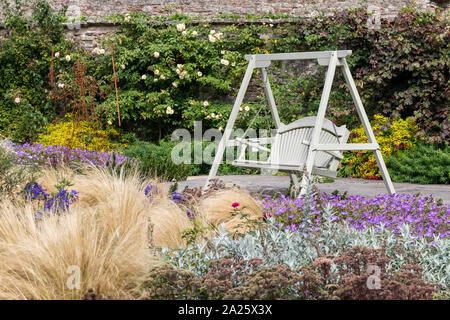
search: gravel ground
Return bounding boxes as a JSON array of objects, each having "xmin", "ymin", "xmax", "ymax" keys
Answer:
[{"xmin": 170, "ymin": 174, "xmax": 450, "ymax": 203}]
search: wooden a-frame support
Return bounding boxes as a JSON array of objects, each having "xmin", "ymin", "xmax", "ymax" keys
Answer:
[{"xmin": 203, "ymin": 50, "xmax": 396, "ymax": 195}]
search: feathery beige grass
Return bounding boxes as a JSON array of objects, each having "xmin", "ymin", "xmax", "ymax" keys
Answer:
[
  {"xmin": 0, "ymin": 166, "xmax": 263, "ymax": 299},
  {"xmin": 0, "ymin": 167, "xmax": 159, "ymax": 299},
  {"xmin": 198, "ymin": 188, "xmax": 263, "ymax": 235}
]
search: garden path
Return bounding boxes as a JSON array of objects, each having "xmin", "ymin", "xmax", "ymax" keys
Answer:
[{"xmin": 173, "ymin": 175, "xmax": 450, "ymax": 203}]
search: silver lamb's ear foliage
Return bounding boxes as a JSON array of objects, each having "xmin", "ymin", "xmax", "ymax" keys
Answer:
[{"xmin": 160, "ymin": 188, "xmax": 450, "ymax": 287}]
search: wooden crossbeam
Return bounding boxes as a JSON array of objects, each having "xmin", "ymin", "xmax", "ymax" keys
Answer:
[
  {"xmin": 314, "ymin": 143, "xmax": 379, "ymax": 151},
  {"xmin": 244, "ymin": 50, "xmax": 352, "ymax": 62}
]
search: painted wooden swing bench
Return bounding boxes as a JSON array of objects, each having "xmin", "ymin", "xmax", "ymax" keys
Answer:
[
  {"xmin": 203, "ymin": 50, "xmax": 396, "ymax": 195},
  {"xmin": 232, "ymin": 116, "xmax": 350, "ymax": 179}
]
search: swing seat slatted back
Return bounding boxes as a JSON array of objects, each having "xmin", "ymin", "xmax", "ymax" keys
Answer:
[
  {"xmin": 232, "ymin": 116, "xmax": 350, "ymax": 176},
  {"xmin": 270, "ymin": 116, "xmax": 349, "ymax": 168}
]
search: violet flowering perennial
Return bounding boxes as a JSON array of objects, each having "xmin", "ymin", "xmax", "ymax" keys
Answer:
[
  {"xmin": 144, "ymin": 185, "xmax": 154, "ymax": 197},
  {"xmin": 44, "ymin": 189, "xmax": 79, "ymax": 215},
  {"xmin": 11, "ymin": 142, "xmax": 136, "ymax": 170},
  {"xmin": 19, "ymin": 182, "xmax": 79, "ymax": 216},
  {"xmin": 262, "ymin": 192, "xmax": 450, "ymax": 240},
  {"xmin": 171, "ymin": 191, "xmax": 184, "ymax": 203}
]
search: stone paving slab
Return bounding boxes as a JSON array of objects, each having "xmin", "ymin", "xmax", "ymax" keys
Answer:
[{"xmin": 173, "ymin": 175, "xmax": 450, "ymax": 203}]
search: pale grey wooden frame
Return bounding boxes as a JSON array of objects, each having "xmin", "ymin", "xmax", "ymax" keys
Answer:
[{"xmin": 202, "ymin": 50, "xmax": 395, "ymax": 195}]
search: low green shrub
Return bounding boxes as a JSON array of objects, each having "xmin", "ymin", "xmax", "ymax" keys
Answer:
[
  {"xmin": 387, "ymin": 144, "xmax": 450, "ymax": 184},
  {"xmin": 123, "ymin": 140, "xmax": 190, "ymax": 181},
  {"xmin": 124, "ymin": 139, "xmax": 256, "ymax": 180}
]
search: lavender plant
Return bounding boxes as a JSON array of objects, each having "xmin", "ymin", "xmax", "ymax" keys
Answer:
[{"xmin": 10, "ymin": 142, "xmax": 136, "ymax": 170}]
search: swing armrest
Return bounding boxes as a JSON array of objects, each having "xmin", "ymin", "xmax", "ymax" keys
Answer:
[
  {"xmin": 226, "ymin": 137, "xmax": 274, "ymax": 147},
  {"xmin": 235, "ymin": 138, "xmax": 271, "ymax": 152},
  {"xmin": 301, "ymin": 140, "xmax": 343, "ymax": 160}
]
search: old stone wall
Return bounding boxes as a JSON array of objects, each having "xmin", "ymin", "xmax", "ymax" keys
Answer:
[
  {"xmin": 0, "ymin": 0, "xmax": 439, "ymax": 19},
  {"xmin": 0, "ymin": 0, "xmax": 447, "ymax": 49}
]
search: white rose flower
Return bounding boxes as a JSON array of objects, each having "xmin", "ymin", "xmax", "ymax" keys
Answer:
[
  {"xmin": 107, "ymin": 120, "xmax": 112, "ymax": 125},
  {"xmin": 99, "ymin": 48, "xmax": 105, "ymax": 55},
  {"xmin": 208, "ymin": 35, "xmax": 216, "ymax": 43},
  {"xmin": 172, "ymin": 82, "xmax": 178, "ymax": 88},
  {"xmin": 141, "ymin": 74, "xmax": 147, "ymax": 80},
  {"xmin": 182, "ymin": 30, "xmax": 187, "ymax": 36},
  {"xmin": 203, "ymin": 101, "xmax": 209, "ymax": 107},
  {"xmin": 154, "ymin": 69, "xmax": 160, "ymax": 75},
  {"xmin": 153, "ymin": 78, "xmax": 158, "ymax": 82},
  {"xmin": 153, "ymin": 51, "xmax": 160, "ymax": 58},
  {"xmin": 176, "ymin": 68, "xmax": 181, "ymax": 75},
  {"xmin": 179, "ymin": 70, "xmax": 188, "ymax": 79},
  {"xmin": 58, "ymin": 83, "xmax": 64, "ymax": 88},
  {"xmin": 121, "ymin": 64, "xmax": 125, "ymax": 69},
  {"xmin": 210, "ymin": 30, "xmax": 216, "ymax": 34},
  {"xmin": 231, "ymin": 62, "xmax": 236, "ymax": 67},
  {"xmin": 244, "ymin": 105, "xmax": 250, "ymax": 112},
  {"xmin": 192, "ymin": 30, "xmax": 198, "ymax": 36},
  {"xmin": 55, "ymin": 52, "xmax": 60, "ymax": 58},
  {"xmin": 166, "ymin": 107, "xmax": 174, "ymax": 115},
  {"xmin": 218, "ymin": 126, "xmax": 223, "ymax": 131},
  {"xmin": 211, "ymin": 113, "xmax": 215, "ymax": 117},
  {"xmin": 221, "ymin": 50, "xmax": 225, "ymax": 55},
  {"xmin": 14, "ymin": 97, "xmax": 21, "ymax": 104},
  {"xmin": 177, "ymin": 64, "xmax": 184, "ymax": 69},
  {"xmin": 197, "ymin": 71, "xmax": 202, "ymax": 77},
  {"xmin": 160, "ymin": 74, "xmax": 165, "ymax": 80},
  {"xmin": 176, "ymin": 23, "xmax": 186, "ymax": 31},
  {"xmin": 220, "ymin": 59, "xmax": 229, "ymax": 66},
  {"xmin": 65, "ymin": 55, "xmax": 71, "ymax": 62}
]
